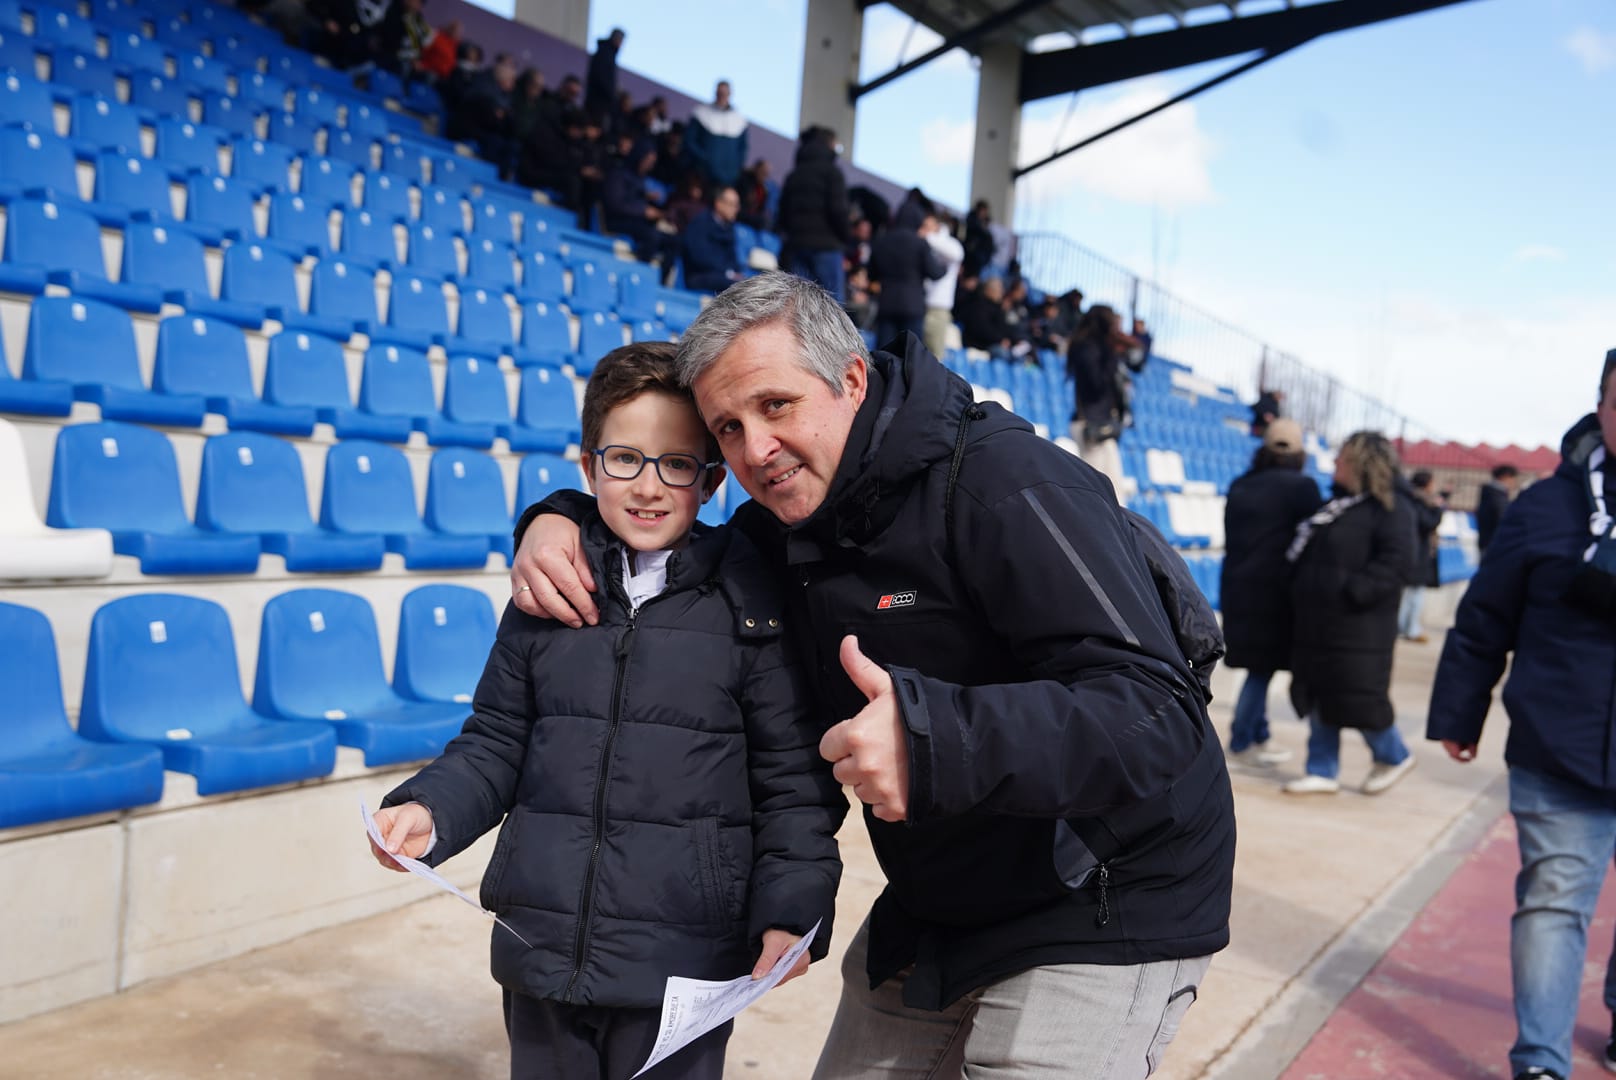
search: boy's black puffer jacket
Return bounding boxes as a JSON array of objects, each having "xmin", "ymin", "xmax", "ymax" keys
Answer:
[{"xmin": 385, "ymin": 515, "xmax": 844, "ymax": 1008}]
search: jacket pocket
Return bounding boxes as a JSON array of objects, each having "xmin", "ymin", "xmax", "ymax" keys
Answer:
[
  {"xmin": 693, "ymin": 817, "xmax": 731, "ymax": 930},
  {"xmin": 479, "ymin": 811, "xmax": 520, "ymax": 912}
]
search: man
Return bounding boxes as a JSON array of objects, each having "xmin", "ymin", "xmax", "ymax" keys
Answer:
[
  {"xmin": 1477, "ymin": 463, "xmax": 1521, "ymax": 552},
  {"xmin": 509, "ymin": 272, "xmax": 1234, "ymax": 1079},
  {"xmin": 685, "ymin": 80, "xmax": 749, "ymax": 190},
  {"xmin": 922, "ymin": 212, "xmax": 964, "ymax": 358},
  {"xmin": 777, "ymin": 127, "xmax": 851, "ymax": 301},
  {"xmin": 866, "ymin": 206, "xmax": 944, "ymax": 348},
  {"xmin": 584, "ymin": 26, "xmax": 623, "ymax": 125},
  {"xmin": 1397, "ymin": 470, "xmax": 1445, "ymax": 643},
  {"xmin": 682, "ymin": 186, "xmax": 745, "ymax": 294},
  {"xmin": 1250, "ymin": 388, "xmax": 1283, "ymax": 438},
  {"xmin": 601, "ymin": 141, "xmax": 678, "ymax": 283},
  {"xmin": 1427, "ymin": 349, "xmax": 1616, "ymax": 1080}
]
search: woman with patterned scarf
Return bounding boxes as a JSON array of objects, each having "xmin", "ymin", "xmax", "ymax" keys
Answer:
[{"xmin": 1282, "ymin": 431, "xmax": 1420, "ymax": 795}]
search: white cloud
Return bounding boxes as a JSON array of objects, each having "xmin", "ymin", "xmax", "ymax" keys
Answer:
[
  {"xmin": 919, "ymin": 117, "xmax": 975, "ymax": 167},
  {"xmin": 1564, "ymin": 26, "xmax": 1616, "ymax": 74},
  {"xmin": 1514, "ymin": 243, "xmax": 1566, "ymax": 262},
  {"xmin": 861, "ymin": 13, "xmax": 971, "ymax": 80},
  {"xmin": 1016, "ymin": 81, "xmax": 1216, "ymax": 210}
]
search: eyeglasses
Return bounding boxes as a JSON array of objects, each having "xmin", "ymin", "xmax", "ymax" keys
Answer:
[{"xmin": 591, "ymin": 445, "xmax": 717, "ymax": 488}]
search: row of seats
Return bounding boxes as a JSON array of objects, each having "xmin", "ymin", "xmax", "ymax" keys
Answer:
[
  {"xmin": 0, "ymin": 583, "xmax": 496, "ymax": 826},
  {"xmin": 6, "ymin": 417, "xmax": 587, "ymax": 575}
]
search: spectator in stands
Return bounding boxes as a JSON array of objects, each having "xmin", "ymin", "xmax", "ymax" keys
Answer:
[
  {"xmin": 922, "ymin": 211, "xmax": 964, "ymax": 359},
  {"xmin": 413, "ymin": 17, "xmax": 459, "ymax": 82},
  {"xmin": 778, "ymin": 127, "xmax": 852, "ymax": 301},
  {"xmin": 372, "ymin": 341, "xmax": 842, "ymax": 1080},
  {"xmin": 508, "ymin": 68, "xmax": 546, "ymax": 146},
  {"xmin": 508, "ymin": 272, "xmax": 1232, "ymax": 1080},
  {"xmin": 844, "ymin": 217, "xmax": 873, "ymax": 278},
  {"xmin": 665, "ymin": 173, "xmax": 708, "ymax": 234},
  {"xmin": 456, "ymin": 55, "xmax": 518, "ymax": 179},
  {"xmin": 1066, "ymin": 304, "xmax": 1129, "ymax": 492},
  {"xmin": 867, "ymin": 206, "xmax": 944, "ymax": 349},
  {"xmin": 842, "ymin": 266, "xmax": 874, "ymax": 331},
  {"xmin": 438, "ymin": 40, "xmax": 484, "ymax": 116},
  {"xmin": 602, "ymin": 142, "xmax": 680, "ymax": 284},
  {"xmin": 1251, "ymin": 388, "xmax": 1284, "ymax": 437},
  {"xmin": 517, "ymin": 74, "xmax": 584, "ymax": 203},
  {"xmin": 1001, "ymin": 278, "xmax": 1034, "ymax": 355},
  {"xmin": 585, "ymin": 27, "xmax": 624, "ymax": 126},
  {"xmin": 1282, "ymin": 431, "xmax": 1418, "ymax": 796},
  {"xmin": 306, "ymin": 0, "xmax": 393, "ymax": 71},
  {"xmin": 646, "ymin": 95, "xmax": 672, "ymax": 136},
  {"xmin": 1427, "ymin": 349, "xmax": 1616, "ymax": 1080},
  {"xmin": 685, "ymin": 81, "xmax": 750, "ymax": 190},
  {"xmin": 388, "ymin": 0, "xmax": 430, "ymax": 76},
  {"xmin": 962, "ymin": 200, "xmax": 995, "ymax": 279},
  {"xmin": 1221, "ymin": 418, "xmax": 1323, "ymax": 768},
  {"xmin": 652, "ymin": 124, "xmax": 687, "ymax": 189},
  {"xmin": 1047, "ymin": 288, "xmax": 1084, "ymax": 349},
  {"xmin": 682, "ymin": 186, "xmax": 745, "ymax": 294},
  {"xmin": 957, "ymin": 276, "xmax": 1010, "ymax": 356},
  {"xmin": 1477, "ymin": 463, "xmax": 1521, "ymax": 553},
  {"xmin": 1397, "ymin": 470, "xmax": 1445, "ymax": 643},
  {"xmin": 737, "ymin": 158, "xmax": 778, "ymax": 231}
]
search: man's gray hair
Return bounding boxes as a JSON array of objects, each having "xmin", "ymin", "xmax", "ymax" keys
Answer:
[{"xmin": 676, "ymin": 271, "xmax": 870, "ymax": 394}]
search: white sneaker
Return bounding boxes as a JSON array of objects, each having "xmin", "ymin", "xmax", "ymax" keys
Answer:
[
  {"xmin": 1283, "ymin": 775, "xmax": 1341, "ymax": 795},
  {"xmin": 1362, "ymin": 755, "xmax": 1417, "ymax": 795},
  {"xmin": 1228, "ymin": 744, "xmax": 1293, "ymax": 768}
]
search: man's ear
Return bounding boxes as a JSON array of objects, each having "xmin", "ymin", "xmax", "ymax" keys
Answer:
[
  {"xmin": 843, "ymin": 353, "xmax": 869, "ymax": 407},
  {"xmin": 702, "ymin": 463, "xmax": 727, "ymax": 503}
]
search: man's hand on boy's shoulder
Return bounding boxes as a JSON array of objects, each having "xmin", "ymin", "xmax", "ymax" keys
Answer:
[
  {"xmin": 511, "ymin": 512, "xmax": 600, "ymax": 625},
  {"xmin": 753, "ymin": 928, "xmax": 810, "ymax": 986}
]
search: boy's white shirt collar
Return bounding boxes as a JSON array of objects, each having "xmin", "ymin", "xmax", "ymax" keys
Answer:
[{"xmin": 621, "ymin": 545, "xmax": 677, "ymax": 612}]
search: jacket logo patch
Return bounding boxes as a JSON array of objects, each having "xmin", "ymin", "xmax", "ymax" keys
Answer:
[{"xmin": 876, "ymin": 591, "xmax": 916, "ymax": 610}]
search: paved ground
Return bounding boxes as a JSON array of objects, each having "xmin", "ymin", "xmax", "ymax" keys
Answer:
[{"xmin": 3, "ymin": 589, "xmax": 1585, "ymax": 1080}]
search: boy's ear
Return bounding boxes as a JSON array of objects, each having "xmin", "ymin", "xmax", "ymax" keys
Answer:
[{"xmin": 702, "ymin": 462, "xmax": 726, "ymax": 503}]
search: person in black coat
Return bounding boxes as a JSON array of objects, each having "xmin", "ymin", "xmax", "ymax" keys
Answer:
[
  {"xmin": 601, "ymin": 143, "xmax": 679, "ymax": 283},
  {"xmin": 1426, "ymin": 352, "xmax": 1616, "ymax": 1080},
  {"xmin": 681, "ymin": 186, "xmax": 745, "ymax": 294},
  {"xmin": 1283, "ymin": 431, "xmax": 1420, "ymax": 796},
  {"xmin": 1219, "ymin": 418, "xmax": 1324, "ymax": 766},
  {"xmin": 1476, "ymin": 463, "xmax": 1520, "ymax": 552},
  {"xmin": 369, "ymin": 342, "xmax": 842, "ymax": 1080},
  {"xmin": 776, "ymin": 127, "xmax": 850, "ymax": 301},
  {"xmin": 1397, "ymin": 470, "xmax": 1446, "ymax": 642},
  {"xmin": 584, "ymin": 27, "xmax": 623, "ymax": 126},
  {"xmin": 866, "ymin": 204, "xmax": 945, "ymax": 347}
]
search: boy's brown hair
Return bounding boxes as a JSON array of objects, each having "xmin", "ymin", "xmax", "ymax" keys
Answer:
[{"xmin": 580, "ymin": 342, "xmax": 721, "ymax": 481}]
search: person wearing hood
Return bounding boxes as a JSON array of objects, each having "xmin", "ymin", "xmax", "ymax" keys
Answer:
[
  {"xmin": 505, "ymin": 272, "xmax": 1233, "ymax": 1077},
  {"xmin": 866, "ymin": 205, "xmax": 945, "ymax": 349},
  {"xmin": 685, "ymin": 80, "xmax": 749, "ymax": 190},
  {"xmin": 1427, "ymin": 350, "xmax": 1616, "ymax": 1080},
  {"xmin": 777, "ymin": 127, "xmax": 852, "ymax": 301},
  {"xmin": 585, "ymin": 27, "xmax": 623, "ymax": 126}
]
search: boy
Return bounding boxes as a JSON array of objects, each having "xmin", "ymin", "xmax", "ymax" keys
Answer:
[{"xmin": 368, "ymin": 342, "xmax": 844, "ymax": 1080}]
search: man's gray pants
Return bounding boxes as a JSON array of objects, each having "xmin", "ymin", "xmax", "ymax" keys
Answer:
[{"xmin": 811, "ymin": 919, "xmax": 1210, "ymax": 1079}]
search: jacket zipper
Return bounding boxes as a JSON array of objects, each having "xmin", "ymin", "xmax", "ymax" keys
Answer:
[
  {"xmin": 1095, "ymin": 863, "xmax": 1112, "ymax": 928},
  {"xmin": 564, "ymin": 583, "xmax": 641, "ymax": 1002}
]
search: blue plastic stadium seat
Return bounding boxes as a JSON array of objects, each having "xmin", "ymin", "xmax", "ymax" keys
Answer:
[
  {"xmin": 525, "ymin": 214, "xmax": 564, "ymax": 254},
  {"xmin": 71, "ymin": 93, "xmax": 142, "ymax": 154},
  {"xmin": 0, "ymin": 602, "xmax": 165, "ymax": 827},
  {"xmin": 424, "ymin": 447, "xmax": 515, "ymax": 561},
  {"xmin": 253, "ymin": 588, "xmax": 468, "ymax": 766},
  {"xmin": 568, "ymin": 259, "xmax": 618, "ymax": 314},
  {"xmin": 380, "ymin": 138, "xmax": 425, "ymax": 182},
  {"xmin": 513, "ymin": 366, "xmax": 580, "ymax": 452},
  {"xmin": 514, "ymin": 451, "xmax": 580, "ymax": 517},
  {"xmin": 325, "ymin": 128, "xmax": 374, "ymax": 171},
  {"xmin": 93, "ymin": 151, "xmax": 174, "ymax": 223},
  {"xmin": 220, "ymin": 242, "xmax": 353, "ymax": 340},
  {"xmin": 34, "ymin": 8, "xmax": 97, "ymax": 53},
  {"xmin": 154, "ymin": 314, "xmax": 317, "ymax": 435},
  {"xmin": 106, "ymin": 29, "xmax": 165, "ymax": 76},
  {"xmin": 155, "ymin": 118, "xmax": 228, "ymax": 176},
  {"xmin": 52, "ymin": 49, "xmax": 119, "ymax": 98},
  {"xmin": 307, "ymin": 255, "xmax": 380, "ymax": 335},
  {"xmin": 229, "ymin": 135, "xmax": 295, "ymax": 192},
  {"xmin": 0, "ymin": 327, "xmax": 71, "ymax": 416},
  {"xmin": 463, "ymin": 236, "xmax": 517, "ymax": 291},
  {"xmin": 631, "ymin": 319, "xmax": 669, "ymax": 343},
  {"xmin": 416, "ymin": 184, "xmax": 463, "ymax": 232},
  {"xmin": 47, "ymin": 421, "xmax": 261, "ymax": 573},
  {"xmin": 456, "ymin": 287, "xmax": 515, "ymax": 358},
  {"xmin": 393, "ymin": 585, "xmax": 497, "ymax": 704},
  {"xmin": 151, "ymin": 15, "xmax": 210, "ymax": 56},
  {"xmin": 406, "ymin": 221, "xmax": 458, "ymax": 280},
  {"xmin": 236, "ymin": 69, "xmax": 288, "ymax": 111},
  {"xmin": 25, "ymin": 295, "xmax": 204, "ymax": 425},
  {"xmin": 337, "ymin": 206, "xmax": 397, "ymax": 269},
  {"xmin": 262, "ymin": 329, "xmax": 412, "ymax": 442},
  {"xmin": 121, "ymin": 222, "xmax": 261, "ymax": 327},
  {"xmin": 372, "ymin": 270, "xmax": 449, "ymax": 351},
  {"xmin": 292, "ymin": 86, "xmax": 341, "ymax": 126},
  {"xmin": 183, "ymin": 172, "xmax": 257, "ymax": 244},
  {"xmin": 517, "ymin": 248, "xmax": 565, "ymax": 303},
  {"xmin": 80, "ymin": 594, "xmax": 336, "ymax": 794},
  {"xmin": 129, "ymin": 73, "xmax": 194, "ymax": 120},
  {"xmin": 319, "ymin": 441, "xmax": 490, "ymax": 569},
  {"xmin": 175, "ymin": 51, "xmax": 230, "ymax": 95},
  {"xmin": 469, "ymin": 198, "xmax": 515, "ymax": 242},
  {"xmin": 617, "ymin": 267, "xmax": 659, "ymax": 323},
  {"xmin": 361, "ymin": 170, "xmax": 411, "ymax": 222},
  {"xmin": 196, "ymin": 431, "xmax": 385, "ymax": 572},
  {"xmin": 0, "ymin": 70, "xmax": 53, "ymax": 132},
  {"xmin": 360, "ymin": 342, "xmax": 494, "ymax": 448},
  {"xmin": 0, "ymin": 127, "xmax": 85, "ymax": 210},
  {"xmin": 346, "ymin": 102, "xmax": 389, "ymax": 141},
  {"xmin": 574, "ymin": 310, "xmax": 624, "ymax": 376},
  {"xmin": 267, "ymin": 191, "xmax": 334, "ymax": 256},
  {"xmin": 202, "ymin": 93, "xmax": 259, "ymax": 139},
  {"xmin": 514, "ymin": 299, "xmax": 573, "ymax": 368},
  {"xmin": 432, "ymin": 153, "xmax": 496, "ymax": 191},
  {"xmin": 299, "ymin": 154, "xmax": 357, "ymax": 208}
]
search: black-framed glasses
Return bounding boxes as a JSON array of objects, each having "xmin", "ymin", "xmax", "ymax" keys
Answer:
[{"xmin": 591, "ymin": 445, "xmax": 717, "ymax": 488}]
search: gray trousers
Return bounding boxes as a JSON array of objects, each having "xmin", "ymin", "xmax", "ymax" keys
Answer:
[{"xmin": 812, "ymin": 920, "xmax": 1210, "ymax": 1080}]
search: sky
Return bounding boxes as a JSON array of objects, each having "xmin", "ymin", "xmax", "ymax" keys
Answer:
[{"xmin": 465, "ymin": 0, "xmax": 1613, "ymax": 450}]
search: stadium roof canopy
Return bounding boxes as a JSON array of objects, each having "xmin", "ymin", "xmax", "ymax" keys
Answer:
[{"xmin": 855, "ymin": 0, "xmax": 1478, "ymax": 104}]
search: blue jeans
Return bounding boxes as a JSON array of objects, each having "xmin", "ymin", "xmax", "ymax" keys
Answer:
[
  {"xmin": 789, "ymin": 249, "xmax": 846, "ymax": 302},
  {"xmin": 1509, "ymin": 766, "xmax": 1616, "ymax": 1078},
  {"xmin": 1398, "ymin": 586, "xmax": 1426, "ymax": 638},
  {"xmin": 1229, "ymin": 670, "xmax": 1274, "ymax": 752},
  {"xmin": 1304, "ymin": 716, "xmax": 1409, "ymax": 779}
]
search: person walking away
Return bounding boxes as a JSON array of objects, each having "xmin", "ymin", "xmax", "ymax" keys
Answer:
[
  {"xmin": 1477, "ymin": 463, "xmax": 1522, "ymax": 553},
  {"xmin": 1397, "ymin": 470, "xmax": 1445, "ymax": 642},
  {"xmin": 1065, "ymin": 304, "xmax": 1129, "ymax": 494},
  {"xmin": 866, "ymin": 206, "xmax": 945, "ymax": 348},
  {"xmin": 776, "ymin": 128, "xmax": 851, "ymax": 301}
]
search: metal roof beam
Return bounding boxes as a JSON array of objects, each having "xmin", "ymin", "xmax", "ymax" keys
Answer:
[
  {"xmin": 1018, "ymin": 0, "xmax": 1477, "ymax": 101},
  {"xmin": 849, "ymin": 0, "xmax": 1061, "ymax": 102}
]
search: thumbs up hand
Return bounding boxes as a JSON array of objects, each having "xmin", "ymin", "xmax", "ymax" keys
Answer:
[{"xmin": 819, "ymin": 635, "xmax": 908, "ymax": 823}]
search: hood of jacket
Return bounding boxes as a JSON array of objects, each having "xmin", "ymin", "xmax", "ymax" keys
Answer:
[
  {"xmin": 891, "ymin": 201, "xmax": 928, "ymax": 232},
  {"xmin": 1558, "ymin": 413, "xmax": 1602, "ymax": 480},
  {"xmin": 793, "ymin": 135, "xmax": 836, "ymax": 169}
]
